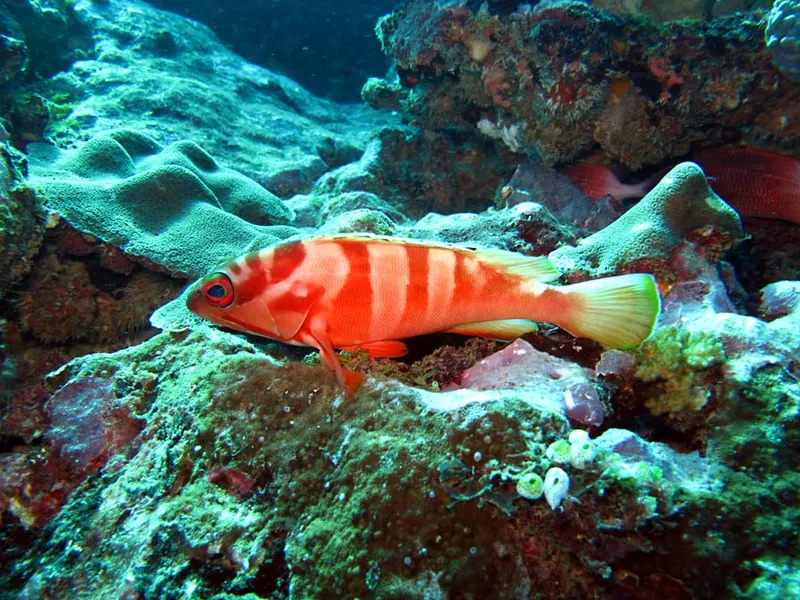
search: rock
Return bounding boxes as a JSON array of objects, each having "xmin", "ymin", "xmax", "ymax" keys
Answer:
[
  {"xmin": 25, "ymin": 0, "xmax": 397, "ymax": 195},
  {"xmin": 0, "ymin": 139, "xmax": 43, "ymax": 301},
  {"xmin": 502, "ymin": 161, "xmax": 623, "ymax": 233},
  {"xmin": 759, "ymin": 280, "xmax": 800, "ymax": 320},
  {"xmin": 445, "ymin": 338, "xmax": 598, "ymax": 421}
]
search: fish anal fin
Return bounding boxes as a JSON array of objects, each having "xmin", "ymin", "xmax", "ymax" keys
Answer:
[
  {"xmin": 444, "ymin": 319, "xmax": 539, "ymax": 341},
  {"xmin": 341, "ymin": 340, "xmax": 408, "ymax": 358},
  {"xmin": 474, "ymin": 248, "xmax": 562, "ymax": 282}
]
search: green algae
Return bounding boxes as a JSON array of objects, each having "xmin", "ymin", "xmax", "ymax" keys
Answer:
[{"xmin": 634, "ymin": 325, "xmax": 726, "ymax": 417}]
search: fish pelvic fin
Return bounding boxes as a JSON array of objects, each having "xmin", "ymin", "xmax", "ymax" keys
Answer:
[
  {"xmin": 342, "ymin": 370, "xmax": 366, "ymax": 395},
  {"xmin": 475, "ymin": 248, "xmax": 562, "ymax": 282},
  {"xmin": 559, "ymin": 274, "xmax": 661, "ymax": 349},
  {"xmin": 340, "ymin": 340, "xmax": 408, "ymax": 358},
  {"xmin": 304, "ymin": 323, "xmax": 365, "ymax": 396},
  {"xmin": 444, "ymin": 319, "xmax": 539, "ymax": 340}
]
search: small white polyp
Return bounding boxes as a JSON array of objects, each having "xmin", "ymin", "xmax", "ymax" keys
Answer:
[{"xmin": 544, "ymin": 467, "xmax": 570, "ymax": 510}]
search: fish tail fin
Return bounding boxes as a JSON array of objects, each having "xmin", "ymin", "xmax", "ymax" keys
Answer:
[{"xmin": 558, "ymin": 274, "xmax": 661, "ymax": 349}]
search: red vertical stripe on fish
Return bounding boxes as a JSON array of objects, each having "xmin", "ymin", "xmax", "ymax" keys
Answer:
[
  {"xmin": 236, "ymin": 252, "xmax": 270, "ymax": 303},
  {"xmin": 453, "ymin": 251, "xmax": 472, "ymax": 314},
  {"xmin": 331, "ymin": 240, "xmax": 373, "ymax": 341},
  {"xmin": 398, "ymin": 244, "xmax": 430, "ymax": 335},
  {"xmin": 269, "ymin": 241, "xmax": 307, "ymax": 283}
]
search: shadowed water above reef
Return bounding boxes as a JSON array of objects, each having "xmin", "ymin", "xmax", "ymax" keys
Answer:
[{"xmin": 143, "ymin": 0, "xmax": 397, "ymax": 102}]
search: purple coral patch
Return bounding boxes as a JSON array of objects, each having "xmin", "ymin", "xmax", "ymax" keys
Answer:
[{"xmin": 45, "ymin": 377, "xmax": 142, "ymax": 475}]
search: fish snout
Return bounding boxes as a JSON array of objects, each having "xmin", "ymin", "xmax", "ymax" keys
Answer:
[{"xmin": 185, "ymin": 284, "xmax": 206, "ymax": 316}]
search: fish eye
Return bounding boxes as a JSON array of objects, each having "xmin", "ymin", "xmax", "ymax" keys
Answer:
[
  {"xmin": 201, "ymin": 274, "xmax": 234, "ymax": 308},
  {"xmin": 207, "ymin": 284, "xmax": 226, "ymax": 298}
]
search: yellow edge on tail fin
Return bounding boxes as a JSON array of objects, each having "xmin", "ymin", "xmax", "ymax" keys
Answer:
[{"xmin": 562, "ymin": 274, "xmax": 661, "ymax": 349}]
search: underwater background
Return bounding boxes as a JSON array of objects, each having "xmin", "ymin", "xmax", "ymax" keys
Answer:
[{"xmin": 1, "ymin": 0, "xmax": 799, "ymax": 598}]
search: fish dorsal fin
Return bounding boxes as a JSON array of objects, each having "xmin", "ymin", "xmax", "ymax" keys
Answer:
[
  {"xmin": 314, "ymin": 233, "xmax": 458, "ymax": 250},
  {"xmin": 473, "ymin": 248, "xmax": 562, "ymax": 282},
  {"xmin": 444, "ymin": 319, "xmax": 539, "ymax": 341}
]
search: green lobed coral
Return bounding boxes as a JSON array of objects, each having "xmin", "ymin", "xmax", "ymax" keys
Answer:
[{"xmin": 28, "ymin": 129, "xmax": 296, "ymax": 278}]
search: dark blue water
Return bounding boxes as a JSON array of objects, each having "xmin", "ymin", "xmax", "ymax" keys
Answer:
[{"xmin": 144, "ymin": 0, "xmax": 398, "ymax": 101}]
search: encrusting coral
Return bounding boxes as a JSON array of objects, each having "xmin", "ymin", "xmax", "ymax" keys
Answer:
[
  {"xmin": 0, "ymin": 134, "xmax": 44, "ymax": 302},
  {"xmin": 15, "ymin": 246, "xmax": 182, "ymax": 344},
  {"xmin": 633, "ymin": 325, "xmax": 726, "ymax": 418},
  {"xmin": 368, "ymin": 0, "xmax": 799, "ymax": 167}
]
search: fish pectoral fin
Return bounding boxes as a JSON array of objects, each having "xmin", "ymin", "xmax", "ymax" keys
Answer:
[
  {"xmin": 444, "ymin": 319, "xmax": 539, "ymax": 341},
  {"xmin": 340, "ymin": 340, "xmax": 408, "ymax": 358},
  {"xmin": 307, "ymin": 322, "xmax": 364, "ymax": 396},
  {"xmin": 268, "ymin": 282, "xmax": 322, "ymax": 340},
  {"xmin": 474, "ymin": 248, "xmax": 562, "ymax": 282},
  {"xmin": 274, "ymin": 307, "xmax": 312, "ymax": 340}
]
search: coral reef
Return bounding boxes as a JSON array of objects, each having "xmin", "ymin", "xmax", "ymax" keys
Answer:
[
  {"xmin": 369, "ymin": 0, "xmax": 799, "ymax": 167},
  {"xmin": 550, "ymin": 162, "xmax": 744, "ymax": 278},
  {"xmin": 15, "ymin": 246, "xmax": 182, "ymax": 344},
  {"xmin": 6, "ymin": 0, "xmax": 397, "ymax": 197},
  {"xmin": 0, "ymin": 0, "xmax": 798, "ymax": 597},
  {"xmin": 310, "ymin": 127, "xmax": 516, "ymax": 217},
  {"xmin": 592, "ymin": 0, "xmax": 772, "ymax": 21},
  {"xmin": 0, "ymin": 0, "xmax": 89, "ymax": 85},
  {"xmin": 0, "ymin": 133, "xmax": 43, "ymax": 301},
  {"xmin": 29, "ymin": 129, "xmax": 297, "ymax": 278},
  {"xmin": 0, "ymin": 326, "xmax": 765, "ymax": 599},
  {"xmin": 634, "ymin": 325, "xmax": 726, "ymax": 419},
  {"xmin": 766, "ymin": 0, "xmax": 800, "ymax": 82}
]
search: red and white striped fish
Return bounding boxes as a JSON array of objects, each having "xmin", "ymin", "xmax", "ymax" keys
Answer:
[{"xmin": 187, "ymin": 235, "xmax": 661, "ymax": 394}]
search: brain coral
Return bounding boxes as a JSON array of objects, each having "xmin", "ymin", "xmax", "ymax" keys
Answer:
[{"xmin": 28, "ymin": 129, "xmax": 296, "ymax": 277}]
